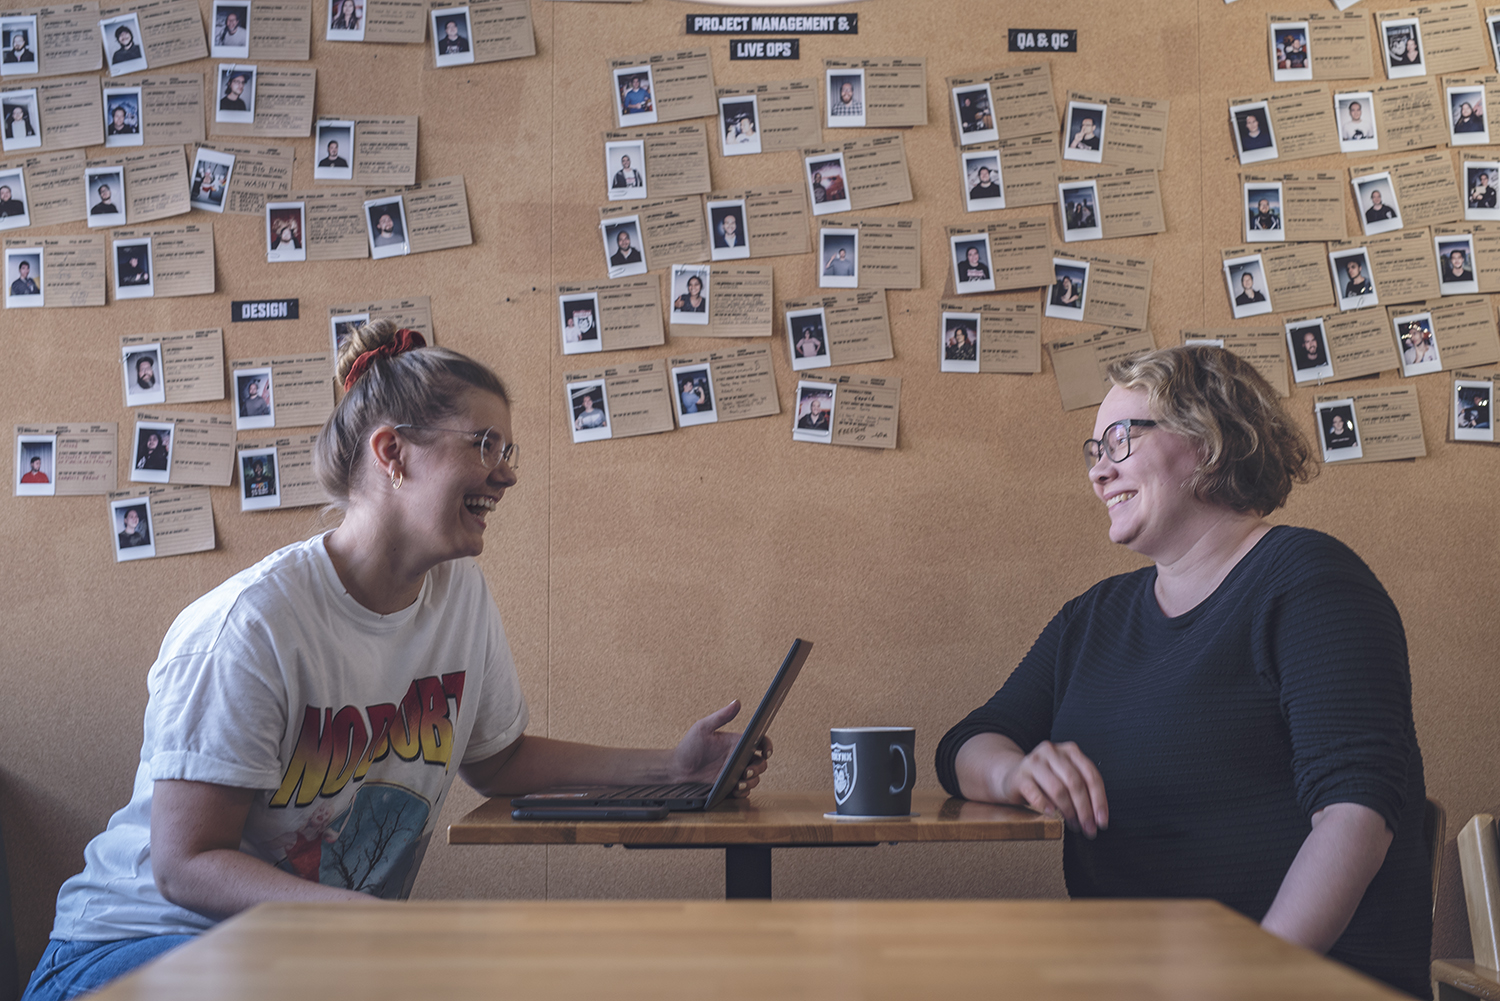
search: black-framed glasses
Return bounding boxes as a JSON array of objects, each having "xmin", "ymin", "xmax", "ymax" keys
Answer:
[
  {"xmin": 394, "ymin": 424, "xmax": 519, "ymax": 471},
  {"xmin": 1083, "ymin": 419, "xmax": 1157, "ymax": 470}
]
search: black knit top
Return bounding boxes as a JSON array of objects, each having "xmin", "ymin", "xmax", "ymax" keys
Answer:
[{"xmin": 936, "ymin": 526, "xmax": 1430, "ymax": 998}]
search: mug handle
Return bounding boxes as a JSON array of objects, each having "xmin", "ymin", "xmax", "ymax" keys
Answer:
[{"xmin": 888, "ymin": 742, "xmax": 911, "ymax": 795}]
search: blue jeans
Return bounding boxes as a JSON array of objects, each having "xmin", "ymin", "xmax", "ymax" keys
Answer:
[{"xmin": 21, "ymin": 936, "xmax": 194, "ymax": 1001}]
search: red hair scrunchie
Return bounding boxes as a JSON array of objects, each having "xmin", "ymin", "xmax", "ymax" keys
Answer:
[{"xmin": 343, "ymin": 327, "xmax": 427, "ymax": 392}]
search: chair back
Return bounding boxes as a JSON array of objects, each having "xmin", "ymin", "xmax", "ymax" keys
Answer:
[
  {"xmin": 1459, "ymin": 813, "xmax": 1500, "ymax": 970},
  {"xmin": 1428, "ymin": 797, "xmax": 1447, "ymax": 922}
]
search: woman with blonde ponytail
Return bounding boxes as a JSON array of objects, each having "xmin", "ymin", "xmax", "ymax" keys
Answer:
[{"xmin": 25, "ymin": 320, "xmax": 771, "ymax": 1001}]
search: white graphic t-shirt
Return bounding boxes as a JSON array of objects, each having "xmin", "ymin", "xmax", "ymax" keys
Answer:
[{"xmin": 52, "ymin": 535, "xmax": 528, "ymax": 940}]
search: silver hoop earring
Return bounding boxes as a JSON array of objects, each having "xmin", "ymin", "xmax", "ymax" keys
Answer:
[{"xmin": 390, "ymin": 470, "xmax": 403, "ymax": 490}]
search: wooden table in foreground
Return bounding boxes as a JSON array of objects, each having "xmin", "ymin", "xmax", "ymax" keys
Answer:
[
  {"xmin": 448, "ymin": 790, "xmax": 1061, "ymax": 898},
  {"xmin": 91, "ymin": 898, "xmax": 1409, "ymax": 1001}
]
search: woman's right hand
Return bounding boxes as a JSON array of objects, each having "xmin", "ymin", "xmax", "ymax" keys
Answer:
[
  {"xmin": 956, "ymin": 733, "xmax": 1109, "ymax": 838},
  {"xmin": 1001, "ymin": 739, "xmax": 1109, "ymax": 837}
]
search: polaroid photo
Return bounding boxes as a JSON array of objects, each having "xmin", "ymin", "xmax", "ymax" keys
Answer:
[
  {"xmin": 1466, "ymin": 160, "xmax": 1500, "ymax": 221},
  {"xmin": 4, "ymin": 246, "xmax": 42, "ymax": 308},
  {"xmin": 1436, "ymin": 234, "xmax": 1478, "ymax": 295},
  {"xmin": 432, "ymin": 6, "xmax": 474, "ymax": 67},
  {"xmin": 786, "ymin": 306, "xmax": 830, "ymax": 371},
  {"xmin": 605, "ymin": 139, "xmax": 646, "ymax": 200},
  {"xmin": 601, "ymin": 215, "xmax": 645, "ymax": 277},
  {"xmin": 235, "ymin": 367, "xmax": 275, "ymax": 430},
  {"xmin": 0, "ymin": 168, "xmax": 30, "ymax": 230},
  {"xmin": 668, "ymin": 264, "xmax": 709, "ymax": 326},
  {"xmin": 102, "ymin": 15, "xmax": 147, "ymax": 77},
  {"xmin": 940, "ymin": 311, "xmax": 980, "ymax": 374},
  {"xmin": 671, "ymin": 364, "xmax": 717, "ymax": 427},
  {"xmin": 614, "ymin": 64, "xmax": 656, "ymax": 128},
  {"xmin": 15, "ymin": 432, "xmax": 55, "ymax": 497},
  {"xmin": 806, "ymin": 152, "xmax": 850, "ymax": 216},
  {"xmin": 216, "ymin": 65, "xmax": 256, "ymax": 124},
  {"xmin": 1394, "ymin": 311, "xmax": 1443, "ymax": 376},
  {"xmin": 1448, "ymin": 86, "xmax": 1490, "ymax": 146},
  {"xmin": 826, "ymin": 68, "xmax": 865, "ymax": 128},
  {"xmin": 950, "ymin": 232, "xmax": 995, "ymax": 294},
  {"xmin": 239, "ymin": 446, "xmax": 280, "ymax": 511},
  {"xmin": 567, "ymin": 380, "xmax": 611, "ymax": 443},
  {"xmin": 1455, "ymin": 378, "xmax": 1493, "ymax": 441},
  {"xmin": 1271, "ymin": 21, "xmax": 1312, "ymax": 82},
  {"xmin": 953, "ymin": 84, "xmax": 997, "ymax": 145},
  {"xmin": 1352, "ymin": 172, "xmax": 1401, "ymax": 237},
  {"xmin": 314, "ymin": 120, "xmax": 354, "ymax": 181},
  {"xmin": 1224, "ymin": 253, "xmax": 1273, "ymax": 319},
  {"xmin": 792, "ymin": 380, "xmax": 835, "ymax": 443},
  {"xmin": 1331, "ymin": 248, "xmax": 1378, "ymax": 310},
  {"xmin": 130, "ymin": 419, "xmax": 174, "ymax": 483},
  {"xmin": 708, "ymin": 198, "xmax": 749, "ymax": 261},
  {"xmin": 85, "ymin": 166, "xmax": 125, "ymax": 228},
  {"xmin": 1231, "ymin": 101, "xmax": 1277, "ymax": 165},
  {"xmin": 1383, "ymin": 18, "xmax": 1425, "ymax": 79},
  {"xmin": 211, "ymin": 2, "xmax": 250, "ymax": 58},
  {"xmin": 1244, "ymin": 181, "xmax": 1285, "ymax": 242},
  {"xmin": 103, "ymin": 86, "xmax": 144, "ymax": 148},
  {"xmin": 1287, "ymin": 318, "xmax": 1334, "ymax": 382},
  {"xmin": 327, "ymin": 0, "xmax": 366, "ymax": 41},
  {"xmin": 961, "ymin": 150, "xmax": 1004, "ymax": 212},
  {"xmin": 1062, "ymin": 100, "xmax": 1105, "ymax": 164},
  {"xmin": 1059, "ymin": 181, "xmax": 1102, "ymax": 242},
  {"xmin": 1317, "ymin": 398, "xmax": 1363, "ymax": 461},
  {"xmin": 123, "ymin": 343, "xmax": 166, "ymax": 406},
  {"xmin": 720, "ymin": 94, "xmax": 761, "ymax": 156},
  {"xmin": 1047, "ymin": 257, "xmax": 1090, "ymax": 320},
  {"xmin": 330, "ymin": 311, "xmax": 368, "ymax": 359},
  {"xmin": 559, "ymin": 291, "xmax": 602, "ymax": 353},
  {"xmin": 189, "ymin": 147, "xmax": 235, "ymax": 214},
  {"xmin": 365, "ymin": 196, "xmax": 409, "ymax": 259},
  {"xmin": 1491, "ymin": 14, "xmax": 1500, "ymax": 73},
  {"xmin": 113, "ymin": 238, "xmax": 153, "ymax": 299},
  {"xmin": 266, "ymin": 201, "xmax": 306, "ymax": 262},
  {"xmin": 1, "ymin": 16, "xmax": 39, "ymax": 77},
  {"xmin": 1335, "ymin": 91, "xmax": 1378, "ymax": 154},
  {"xmin": 110, "ymin": 496, "xmax": 155, "ymax": 561},
  {"xmin": 819, "ymin": 227, "xmax": 857, "ymax": 289},
  {"xmin": 1, "ymin": 88, "xmax": 41, "ymax": 153}
]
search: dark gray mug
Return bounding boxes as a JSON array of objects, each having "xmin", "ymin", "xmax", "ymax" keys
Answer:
[{"xmin": 830, "ymin": 726, "xmax": 915, "ymax": 816}]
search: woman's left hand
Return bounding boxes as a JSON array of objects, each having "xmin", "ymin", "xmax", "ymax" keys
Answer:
[{"xmin": 668, "ymin": 700, "xmax": 773, "ymax": 796}]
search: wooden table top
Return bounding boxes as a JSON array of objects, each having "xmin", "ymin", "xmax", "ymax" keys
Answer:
[
  {"xmin": 448, "ymin": 790, "xmax": 1062, "ymax": 845},
  {"xmin": 91, "ymin": 898, "xmax": 1409, "ymax": 1001}
]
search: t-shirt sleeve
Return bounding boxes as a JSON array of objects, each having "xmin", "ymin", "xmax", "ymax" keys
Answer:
[
  {"xmin": 935, "ymin": 605, "xmax": 1070, "ymax": 797},
  {"xmin": 144, "ymin": 616, "xmax": 291, "ymax": 790},
  {"xmin": 1258, "ymin": 544, "xmax": 1414, "ymax": 829},
  {"xmin": 461, "ymin": 597, "xmax": 529, "ymax": 764}
]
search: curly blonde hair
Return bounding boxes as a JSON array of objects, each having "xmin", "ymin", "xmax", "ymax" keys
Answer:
[{"xmin": 1106, "ymin": 346, "xmax": 1315, "ymax": 515}]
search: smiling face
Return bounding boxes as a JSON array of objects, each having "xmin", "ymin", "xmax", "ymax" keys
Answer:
[
  {"xmin": 225, "ymin": 13, "xmax": 238, "ymax": 32},
  {"xmin": 97, "ymin": 184, "xmax": 111, "ymax": 203},
  {"xmin": 1257, "ymin": 199, "xmax": 1270, "ymax": 213},
  {"xmin": 1349, "ymin": 101, "xmax": 1362, "ymax": 120},
  {"xmin": 686, "ymin": 275, "xmax": 701, "ymax": 296},
  {"xmin": 1241, "ymin": 272, "xmax": 1255, "ymax": 292},
  {"xmin": 228, "ymin": 74, "xmax": 245, "ymax": 97},
  {"xmin": 721, "ymin": 213, "xmax": 737, "ymax": 237},
  {"xmin": 1331, "ymin": 414, "xmax": 1346, "ymax": 433},
  {"xmin": 10, "ymin": 34, "xmax": 23, "ymax": 53},
  {"xmin": 808, "ymin": 397, "xmax": 823, "ymax": 416},
  {"xmin": 1370, "ymin": 190, "xmax": 1383, "ymax": 210},
  {"xmin": 1090, "ymin": 385, "xmax": 1205, "ymax": 555},
  {"xmin": 112, "ymin": 108, "xmax": 126, "ymax": 127},
  {"xmin": 615, "ymin": 229, "xmax": 631, "ymax": 253},
  {"xmin": 840, "ymin": 82, "xmax": 853, "ymax": 104},
  {"xmin": 115, "ymin": 26, "xmax": 133, "ymax": 48},
  {"xmin": 445, "ymin": 21, "xmax": 458, "ymax": 38},
  {"xmin": 978, "ymin": 167, "xmax": 991, "ymax": 183},
  {"xmin": 1461, "ymin": 102, "xmax": 1474, "ymax": 120},
  {"xmin": 1303, "ymin": 330, "xmax": 1320, "ymax": 357},
  {"xmin": 377, "ymin": 212, "xmax": 394, "ymax": 234},
  {"xmin": 123, "ymin": 509, "xmax": 139, "ymax": 532},
  {"xmin": 620, "ymin": 155, "xmax": 630, "ymax": 170},
  {"xmin": 966, "ymin": 247, "xmax": 980, "ymax": 266},
  {"xmin": 390, "ymin": 390, "xmax": 517, "ymax": 562},
  {"xmin": 1406, "ymin": 38, "xmax": 1418, "ymax": 58},
  {"xmin": 145, "ymin": 433, "xmax": 160, "ymax": 450},
  {"xmin": 1244, "ymin": 114, "xmax": 1260, "ymax": 134},
  {"xmin": 327, "ymin": 140, "xmax": 338, "ymax": 158}
]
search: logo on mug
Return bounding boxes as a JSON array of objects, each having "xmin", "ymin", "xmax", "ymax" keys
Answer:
[{"xmin": 831, "ymin": 742, "xmax": 857, "ymax": 804}]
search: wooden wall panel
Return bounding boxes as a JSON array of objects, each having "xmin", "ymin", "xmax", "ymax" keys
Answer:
[{"xmin": 1, "ymin": 0, "xmax": 1495, "ymax": 983}]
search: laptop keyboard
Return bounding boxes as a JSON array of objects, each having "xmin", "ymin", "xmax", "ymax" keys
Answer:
[{"xmin": 599, "ymin": 782, "xmax": 711, "ymax": 800}]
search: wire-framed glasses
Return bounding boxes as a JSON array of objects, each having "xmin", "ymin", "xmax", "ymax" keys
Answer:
[
  {"xmin": 1083, "ymin": 419, "xmax": 1157, "ymax": 471},
  {"xmin": 394, "ymin": 424, "xmax": 519, "ymax": 471}
]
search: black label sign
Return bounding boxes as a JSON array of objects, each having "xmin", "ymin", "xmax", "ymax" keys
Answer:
[
  {"xmin": 687, "ymin": 13, "xmax": 856, "ymax": 35},
  {"xmin": 730, "ymin": 37, "xmax": 800, "ymax": 60},
  {"xmin": 1008, "ymin": 28, "xmax": 1077, "ymax": 52},
  {"xmin": 232, "ymin": 298, "xmax": 299, "ymax": 321}
]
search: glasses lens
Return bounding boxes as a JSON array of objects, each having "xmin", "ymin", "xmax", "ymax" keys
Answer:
[
  {"xmin": 502, "ymin": 441, "xmax": 519, "ymax": 471},
  {"xmin": 1104, "ymin": 421, "xmax": 1132, "ymax": 460}
]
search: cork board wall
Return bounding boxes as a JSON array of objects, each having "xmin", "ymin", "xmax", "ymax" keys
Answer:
[{"xmin": 1, "ymin": 0, "xmax": 1494, "ymax": 979}]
